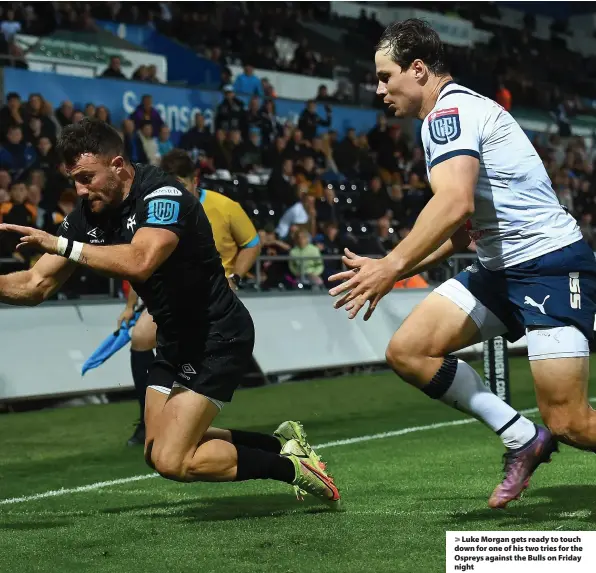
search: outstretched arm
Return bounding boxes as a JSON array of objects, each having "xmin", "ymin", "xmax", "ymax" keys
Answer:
[
  {"xmin": 0, "ymin": 253, "xmax": 76, "ymax": 306},
  {"xmin": 74, "ymin": 227, "xmax": 178, "ymax": 282},
  {"xmin": 0, "ymin": 225, "xmax": 179, "ymax": 283},
  {"xmin": 384, "ymin": 155, "xmax": 478, "ymax": 277},
  {"xmin": 328, "ymin": 155, "xmax": 479, "ymax": 320},
  {"xmin": 397, "ymin": 224, "xmax": 472, "ymax": 280}
]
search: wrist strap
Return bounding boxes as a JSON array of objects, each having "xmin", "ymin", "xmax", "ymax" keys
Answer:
[
  {"xmin": 57, "ymin": 237, "xmax": 83, "ymax": 262},
  {"xmin": 70, "ymin": 241, "xmax": 84, "ymax": 263},
  {"xmin": 57, "ymin": 236, "xmax": 69, "ymax": 256}
]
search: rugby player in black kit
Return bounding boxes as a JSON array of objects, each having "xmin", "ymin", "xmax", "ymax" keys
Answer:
[{"xmin": 0, "ymin": 118, "xmax": 339, "ymax": 509}]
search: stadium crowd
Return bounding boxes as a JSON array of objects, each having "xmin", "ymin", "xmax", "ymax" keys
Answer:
[
  {"xmin": 1, "ymin": 86, "xmax": 596, "ymax": 296},
  {"xmin": 2, "ymin": 2, "xmax": 596, "ymax": 111},
  {"xmin": 2, "ymin": 2, "xmax": 596, "ymax": 294}
]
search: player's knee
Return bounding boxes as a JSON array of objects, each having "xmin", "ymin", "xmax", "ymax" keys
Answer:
[
  {"xmin": 151, "ymin": 451, "xmax": 189, "ymax": 481},
  {"xmin": 385, "ymin": 334, "xmax": 421, "ymax": 375}
]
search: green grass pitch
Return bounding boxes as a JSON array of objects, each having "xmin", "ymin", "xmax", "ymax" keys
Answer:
[{"xmin": 1, "ymin": 357, "xmax": 595, "ymax": 572}]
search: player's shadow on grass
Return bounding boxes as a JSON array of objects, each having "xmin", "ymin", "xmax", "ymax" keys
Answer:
[
  {"xmin": 101, "ymin": 493, "xmax": 330, "ymax": 522},
  {"xmin": 446, "ymin": 485, "xmax": 596, "ymax": 526}
]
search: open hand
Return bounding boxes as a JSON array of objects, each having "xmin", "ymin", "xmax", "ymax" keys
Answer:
[
  {"xmin": 328, "ymin": 248, "xmax": 397, "ymax": 321},
  {"xmin": 0, "ymin": 224, "xmax": 59, "ymax": 255}
]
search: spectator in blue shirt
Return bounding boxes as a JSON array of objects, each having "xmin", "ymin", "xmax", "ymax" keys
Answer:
[
  {"xmin": 233, "ymin": 64, "xmax": 264, "ymax": 97},
  {"xmin": 0, "ymin": 126, "xmax": 36, "ymax": 180},
  {"xmin": 157, "ymin": 125, "xmax": 174, "ymax": 158}
]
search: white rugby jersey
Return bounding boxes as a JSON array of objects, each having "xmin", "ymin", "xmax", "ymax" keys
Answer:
[{"xmin": 421, "ymin": 82, "xmax": 581, "ymax": 270}]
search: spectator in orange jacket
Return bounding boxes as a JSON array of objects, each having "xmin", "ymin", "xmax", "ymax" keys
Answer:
[{"xmin": 496, "ymin": 82, "xmax": 512, "ymax": 111}]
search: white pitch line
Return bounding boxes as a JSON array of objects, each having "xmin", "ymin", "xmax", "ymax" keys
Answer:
[
  {"xmin": 0, "ymin": 401, "xmax": 591, "ymax": 507},
  {"xmin": 0, "ymin": 474, "xmax": 159, "ymax": 505},
  {"xmin": 315, "ymin": 403, "xmax": 545, "ymax": 450}
]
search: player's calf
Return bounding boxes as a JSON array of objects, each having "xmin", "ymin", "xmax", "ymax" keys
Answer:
[
  {"xmin": 529, "ymin": 329, "xmax": 596, "ymax": 451},
  {"xmin": 533, "ymin": 377, "xmax": 596, "ymax": 451},
  {"xmin": 541, "ymin": 412, "xmax": 592, "ymax": 450},
  {"xmin": 150, "ymin": 440, "xmax": 229, "ymax": 482}
]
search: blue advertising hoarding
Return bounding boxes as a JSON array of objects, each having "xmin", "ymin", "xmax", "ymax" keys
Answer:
[{"xmin": 3, "ymin": 68, "xmax": 381, "ymax": 141}]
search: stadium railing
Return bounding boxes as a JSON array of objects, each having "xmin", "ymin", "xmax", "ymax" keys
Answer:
[
  {"xmin": 252, "ymin": 253, "xmax": 478, "ymax": 287},
  {"xmin": 0, "ymin": 253, "xmax": 480, "ymax": 299}
]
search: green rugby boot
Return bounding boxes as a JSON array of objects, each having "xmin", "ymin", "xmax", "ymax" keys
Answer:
[{"xmin": 280, "ymin": 438, "xmax": 341, "ymax": 510}]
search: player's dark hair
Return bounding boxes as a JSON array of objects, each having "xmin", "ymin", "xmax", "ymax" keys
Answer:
[
  {"xmin": 376, "ymin": 18, "xmax": 448, "ymax": 76},
  {"xmin": 56, "ymin": 118, "xmax": 125, "ymax": 167},
  {"xmin": 160, "ymin": 149, "xmax": 196, "ymax": 180}
]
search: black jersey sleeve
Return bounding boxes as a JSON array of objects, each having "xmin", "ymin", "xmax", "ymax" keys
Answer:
[
  {"xmin": 56, "ymin": 200, "xmax": 87, "ymax": 242},
  {"xmin": 137, "ymin": 186, "xmax": 197, "ymax": 237}
]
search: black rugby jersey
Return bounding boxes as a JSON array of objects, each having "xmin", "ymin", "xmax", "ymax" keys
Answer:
[{"xmin": 58, "ymin": 163, "xmax": 242, "ymax": 362}]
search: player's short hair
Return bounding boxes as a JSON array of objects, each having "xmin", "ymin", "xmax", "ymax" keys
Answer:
[
  {"xmin": 376, "ymin": 18, "xmax": 448, "ymax": 76},
  {"xmin": 160, "ymin": 149, "xmax": 195, "ymax": 180},
  {"xmin": 56, "ymin": 118, "xmax": 125, "ymax": 167}
]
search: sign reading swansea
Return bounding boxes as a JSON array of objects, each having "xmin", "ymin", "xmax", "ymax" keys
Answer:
[{"xmin": 4, "ymin": 68, "xmax": 381, "ymax": 140}]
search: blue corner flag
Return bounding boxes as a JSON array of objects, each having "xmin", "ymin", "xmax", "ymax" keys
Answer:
[{"xmin": 81, "ymin": 310, "xmax": 142, "ymax": 376}]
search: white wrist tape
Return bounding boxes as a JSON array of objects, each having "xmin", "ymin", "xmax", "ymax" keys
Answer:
[
  {"xmin": 69, "ymin": 241, "xmax": 84, "ymax": 263},
  {"xmin": 56, "ymin": 236, "xmax": 68, "ymax": 256}
]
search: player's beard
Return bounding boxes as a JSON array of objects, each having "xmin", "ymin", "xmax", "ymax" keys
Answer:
[{"xmin": 89, "ymin": 172, "xmax": 125, "ymax": 213}]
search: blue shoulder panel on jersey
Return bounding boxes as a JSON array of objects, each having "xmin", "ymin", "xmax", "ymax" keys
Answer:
[
  {"xmin": 147, "ymin": 199, "xmax": 180, "ymax": 225},
  {"xmin": 429, "ymin": 149, "xmax": 480, "ymax": 168},
  {"xmin": 243, "ymin": 235, "xmax": 260, "ymax": 248}
]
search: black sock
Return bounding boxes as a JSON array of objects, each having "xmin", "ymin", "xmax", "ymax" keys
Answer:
[
  {"xmin": 234, "ymin": 445, "xmax": 295, "ymax": 483},
  {"xmin": 130, "ymin": 349, "xmax": 155, "ymax": 423},
  {"xmin": 229, "ymin": 429, "xmax": 282, "ymax": 453}
]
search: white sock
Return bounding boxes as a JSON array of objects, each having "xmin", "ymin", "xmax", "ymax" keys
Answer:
[{"xmin": 440, "ymin": 359, "xmax": 536, "ymax": 449}]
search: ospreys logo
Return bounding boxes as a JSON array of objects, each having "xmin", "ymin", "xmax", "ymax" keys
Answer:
[
  {"xmin": 428, "ymin": 107, "xmax": 461, "ymax": 145},
  {"xmin": 147, "ymin": 199, "xmax": 180, "ymax": 225}
]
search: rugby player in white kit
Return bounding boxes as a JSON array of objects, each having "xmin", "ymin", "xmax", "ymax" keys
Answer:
[{"xmin": 329, "ymin": 19, "xmax": 596, "ymax": 508}]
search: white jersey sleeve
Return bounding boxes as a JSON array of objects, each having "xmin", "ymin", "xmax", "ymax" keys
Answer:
[{"xmin": 423, "ymin": 100, "xmax": 482, "ymax": 170}]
